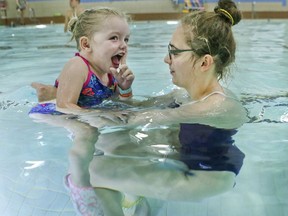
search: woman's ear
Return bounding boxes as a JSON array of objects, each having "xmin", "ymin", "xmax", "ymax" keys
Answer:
[
  {"xmin": 200, "ymin": 54, "xmax": 214, "ymax": 71},
  {"xmin": 79, "ymin": 36, "xmax": 90, "ymax": 51}
]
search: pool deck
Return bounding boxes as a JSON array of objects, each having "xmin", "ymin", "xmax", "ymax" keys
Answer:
[{"xmin": 1, "ymin": 11, "xmax": 288, "ymax": 26}]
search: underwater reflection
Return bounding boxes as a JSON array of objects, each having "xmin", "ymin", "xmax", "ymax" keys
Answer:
[{"xmin": 98, "ymin": 123, "xmax": 245, "ymax": 177}]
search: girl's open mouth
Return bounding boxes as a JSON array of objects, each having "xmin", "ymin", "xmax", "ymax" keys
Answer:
[{"xmin": 111, "ymin": 54, "xmax": 123, "ymax": 68}]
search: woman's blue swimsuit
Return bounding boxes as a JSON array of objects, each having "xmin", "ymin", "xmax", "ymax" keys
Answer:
[{"xmin": 178, "ymin": 123, "xmax": 245, "ymax": 175}]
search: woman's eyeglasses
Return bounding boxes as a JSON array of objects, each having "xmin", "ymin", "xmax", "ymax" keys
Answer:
[
  {"xmin": 168, "ymin": 44, "xmax": 195, "ymax": 60},
  {"xmin": 168, "ymin": 37, "xmax": 211, "ymax": 60}
]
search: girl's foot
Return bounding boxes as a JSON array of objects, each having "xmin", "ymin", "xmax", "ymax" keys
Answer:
[{"xmin": 64, "ymin": 174, "xmax": 104, "ymax": 216}]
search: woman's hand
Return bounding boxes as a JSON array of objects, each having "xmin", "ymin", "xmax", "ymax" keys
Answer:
[{"xmin": 79, "ymin": 110, "xmax": 132, "ymax": 128}]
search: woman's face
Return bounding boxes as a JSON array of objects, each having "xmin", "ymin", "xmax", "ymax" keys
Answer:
[{"xmin": 164, "ymin": 25, "xmax": 200, "ymax": 89}]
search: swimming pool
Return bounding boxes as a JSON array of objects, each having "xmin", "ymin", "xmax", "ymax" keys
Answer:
[{"xmin": 0, "ymin": 20, "xmax": 287, "ymax": 216}]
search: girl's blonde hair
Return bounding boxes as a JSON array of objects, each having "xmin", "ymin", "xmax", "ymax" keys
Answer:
[{"xmin": 68, "ymin": 7, "xmax": 130, "ymax": 50}]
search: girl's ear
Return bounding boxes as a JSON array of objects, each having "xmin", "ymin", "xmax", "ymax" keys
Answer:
[
  {"xmin": 79, "ymin": 36, "xmax": 90, "ymax": 51},
  {"xmin": 200, "ymin": 54, "xmax": 214, "ymax": 71}
]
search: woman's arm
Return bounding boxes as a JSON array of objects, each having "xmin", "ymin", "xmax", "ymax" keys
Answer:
[
  {"xmin": 79, "ymin": 90, "xmax": 248, "ymax": 130},
  {"xmin": 127, "ymin": 95, "xmax": 248, "ymax": 129},
  {"xmin": 115, "ymin": 88, "xmax": 189, "ymax": 108}
]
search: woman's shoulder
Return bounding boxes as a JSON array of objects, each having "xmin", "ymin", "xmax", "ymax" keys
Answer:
[
  {"xmin": 180, "ymin": 90, "xmax": 248, "ymax": 129},
  {"xmin": 206, "ymin": 93, "xmax": 248, "ymax": 129}
]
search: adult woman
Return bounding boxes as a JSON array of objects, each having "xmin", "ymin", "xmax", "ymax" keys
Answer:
[{"xmin": 85, "ymin": 0, "xmax": 248, "ymax": 214}]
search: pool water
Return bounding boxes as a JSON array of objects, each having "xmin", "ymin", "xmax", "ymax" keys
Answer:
[{"xmin": 0, "ymin": 20, "xmax": 287, "ymax": 216}]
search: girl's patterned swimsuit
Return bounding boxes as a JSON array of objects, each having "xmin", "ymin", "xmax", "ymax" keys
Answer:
[{"xmin": 29, "ymin": 53, "xmax": 117, "ymax": 115}]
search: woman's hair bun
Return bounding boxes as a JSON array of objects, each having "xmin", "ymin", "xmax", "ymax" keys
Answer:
[{"xmin": 214, "ymin": 0, "xmax": 242, "ymax": 26}]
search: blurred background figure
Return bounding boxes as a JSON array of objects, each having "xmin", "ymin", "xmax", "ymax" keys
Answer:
[
  {"xmin": 0, "ymin": 0, "xmax": 7, "ymax": 25},
  {"xmin": 184, "ymin": 0, "xmax": 204, "ymax": 12},
  {"xmin": 64, "ymin": 0, "xmax": 84, "ymax": 32},
  {"xmin": 16, "ymin": 0, "xmax": 27, "ymax": 25}
]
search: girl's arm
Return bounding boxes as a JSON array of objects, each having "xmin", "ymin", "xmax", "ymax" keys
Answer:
[{"xmin": 56, "ymin": 57, "xmax": 87, "ymax": 114}]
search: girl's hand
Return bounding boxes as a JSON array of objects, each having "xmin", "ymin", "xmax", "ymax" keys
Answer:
[{"xmin": 110, "ymin": 54, "xmax": 134, "ymax": 90}]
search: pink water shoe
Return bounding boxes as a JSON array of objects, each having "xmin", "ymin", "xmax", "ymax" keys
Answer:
[{"xmin": 64, "ymin": 174, "xmax": 104, "ymax": 216}]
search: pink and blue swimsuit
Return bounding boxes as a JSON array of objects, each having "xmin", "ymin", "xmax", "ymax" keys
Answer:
[{"xmin": 29, "ymin": 53, "xmax": 117, "ymax": 115}]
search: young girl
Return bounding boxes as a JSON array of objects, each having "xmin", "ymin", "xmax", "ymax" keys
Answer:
[{"xmin": 29, "ymin": 7, "xmax": 134, "ymax": 216}]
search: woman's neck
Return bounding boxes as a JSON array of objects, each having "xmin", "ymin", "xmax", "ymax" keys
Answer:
[{"xmin": 188, "ymin": 79, "xmax": 223, "ymax": 101}]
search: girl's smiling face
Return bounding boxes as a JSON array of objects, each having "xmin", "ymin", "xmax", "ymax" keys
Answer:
[{"xmin": 86, "ymin": 16, "xmax": 130, "ymax": 74}]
